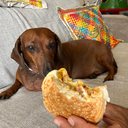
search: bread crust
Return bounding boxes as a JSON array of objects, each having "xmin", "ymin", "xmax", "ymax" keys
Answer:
[{"xmin": 42, "ymin": 68, "xmax": 109, "ymax": 123}]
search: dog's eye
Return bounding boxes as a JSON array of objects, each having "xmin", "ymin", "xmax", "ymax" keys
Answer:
[
  {"xmin": 27, "ymin": 45, "xmax": 35, "ymax": 52},
  {"xmin": 47, "ymin": 42, "xmax": 56, "ymax": 49}
]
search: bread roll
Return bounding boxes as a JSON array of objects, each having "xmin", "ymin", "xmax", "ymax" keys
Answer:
[{"xmin": 42, "ymin": 68, "xmax": 110, "ymax": 123}]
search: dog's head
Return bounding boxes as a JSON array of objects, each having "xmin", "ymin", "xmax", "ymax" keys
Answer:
[{"xmin": 11, "ymin": 27, "xmax": 61, "ymax": 76}]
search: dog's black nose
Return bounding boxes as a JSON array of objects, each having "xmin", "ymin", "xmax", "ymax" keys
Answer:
[{"xmin": 44, "ymin": 64, "xmax": 52, "ymax": 76}]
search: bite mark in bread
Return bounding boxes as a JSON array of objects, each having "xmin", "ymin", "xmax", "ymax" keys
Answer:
[{"xmin": 42, "ymin": 68, "xmax": 110, "ymax": 123}]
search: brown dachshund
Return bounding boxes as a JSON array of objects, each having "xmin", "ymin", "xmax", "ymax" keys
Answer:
[{"xmin": 0, "ymin": 27, "xmax": 117, "ymax": 99}]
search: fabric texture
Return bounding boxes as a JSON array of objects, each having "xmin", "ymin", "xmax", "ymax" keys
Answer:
[
  {"xmin": 0, "ymin": 43, "xmax": 128, "ymax": 128},
  {"xmin": 58, "ymin": 5, "xmax": 120, "ymax": 48},
  {"xmin": 0, "ymin": 0, "xmax": 128, "ymax": 127},
  {"xmin": 0, "ymin": 0, "xmax": 47, "ymax": 9},
  {"xmin": 0, "ymin": 0, "xmax": 83, "ymax": 89}
]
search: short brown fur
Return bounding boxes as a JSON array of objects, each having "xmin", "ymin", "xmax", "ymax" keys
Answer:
[{"xmin": 0, "ymin": 28, "xmax": 117, "ymax": 99}]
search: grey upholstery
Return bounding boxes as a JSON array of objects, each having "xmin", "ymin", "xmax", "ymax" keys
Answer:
[{"xmin": 0, "ymin": 0, "xmax": 128, "ymax": 127}]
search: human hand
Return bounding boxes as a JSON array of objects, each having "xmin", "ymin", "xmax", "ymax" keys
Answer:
[
  {"xmin": 103, "ymin": 103, "xmax": 128, "ymax": 128},
  {"xmin": 54, "ymin": 115, "xmax": 98, "ymax": 128},
  {"xmin": 53, "ymin": 103, "xmax": 128, "ymax": 128}
]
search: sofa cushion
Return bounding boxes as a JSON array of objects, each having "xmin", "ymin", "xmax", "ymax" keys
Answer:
[
  {"xmin": 0, "ymin": 0, "xmax": 84, "ymax": 88},
  {"xmin": 103, "ymin": 15, "xmax": 128, "ymax": 42},
  {"xmin": 0, "ymin": 43, "xmax": 128, "ymax": 128}
]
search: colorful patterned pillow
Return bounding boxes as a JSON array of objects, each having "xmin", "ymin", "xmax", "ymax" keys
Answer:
[
  {"xmin": 0, "ymin": 0, "xmax": 47, "ymax": 9},
  {"xmin": 58, "ymin": 5, "xmax": 120, "ymax": 48}
]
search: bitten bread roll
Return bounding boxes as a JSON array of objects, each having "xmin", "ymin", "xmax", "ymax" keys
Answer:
[{"xmin": 42, "ymin": 68, "xmax": 110, "ymax": 123}]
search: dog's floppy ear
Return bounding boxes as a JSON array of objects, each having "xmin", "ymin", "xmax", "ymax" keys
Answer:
[
  {"xmin": 54, "ymin": 34, "xmax": 62, "ymax": 58},
  {"xmin": 11, "ymin": 37, "xmax": 25, "ymax": 67}
]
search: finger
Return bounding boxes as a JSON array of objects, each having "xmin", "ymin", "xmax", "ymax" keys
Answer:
[
  {"xmin": 107, "ymin": 124, "xmax": 121, "ymax": 128},
  {"xmin": 105, "ymin": 102, "xmax": 124, "ymax": 116},
  {"xmin": 54, "ymin": 116, "xmax": 72, "ymax": 128},
  {"xmin": 68, "ymin": 116, "xmax": 98, "ymax": 128},
  {"xmin": 103, "ymin": 117, "xmax": 120, "ymax": 128},
  {"xmin": 103, "ymin": 116, "xmax": 115, "ymax": 125}
]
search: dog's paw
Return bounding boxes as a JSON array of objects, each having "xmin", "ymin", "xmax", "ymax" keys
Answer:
[
  {"xmin": 88, "ymin": 73, "xmax": 98, "ymax": 79},
  {"xmin": 103, "ymin": 75, "xmax": 114, "ymax": 82},
  {"xmin": 0, "ymin": 91, "xmax": 11, "ymax": 100}
]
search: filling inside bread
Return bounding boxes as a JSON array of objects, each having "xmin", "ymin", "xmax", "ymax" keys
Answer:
[{"xmin": 50, "ymin": 68, "xmax": 110, "ymax": 102}]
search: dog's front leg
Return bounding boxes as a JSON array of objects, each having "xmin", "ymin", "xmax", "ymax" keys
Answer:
[{"xmin": 0, "ymin": 80, "xmax": 23, "ymax": 100}]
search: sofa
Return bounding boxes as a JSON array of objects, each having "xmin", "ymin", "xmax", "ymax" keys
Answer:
[{"xmin": 0, "ymin": 0, "xmax": 128, "ymax": 128}]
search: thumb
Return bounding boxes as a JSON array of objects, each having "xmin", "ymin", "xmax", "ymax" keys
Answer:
[
  {"xmin": 54, "ymin": 116, "xmax": 72, "ymax": 128},
  {"xmin": 68, "ymin": 116, "xmax": 98, "ymax": 128}
]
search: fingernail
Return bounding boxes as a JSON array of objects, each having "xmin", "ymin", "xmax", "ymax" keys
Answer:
[
  {"xmin": 68, "ymin": 117, "xmax": 75, "ymax": 126},
  {"xmin": 54, "ymin": 119, "xmax": 60, "ymax": 127}
]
